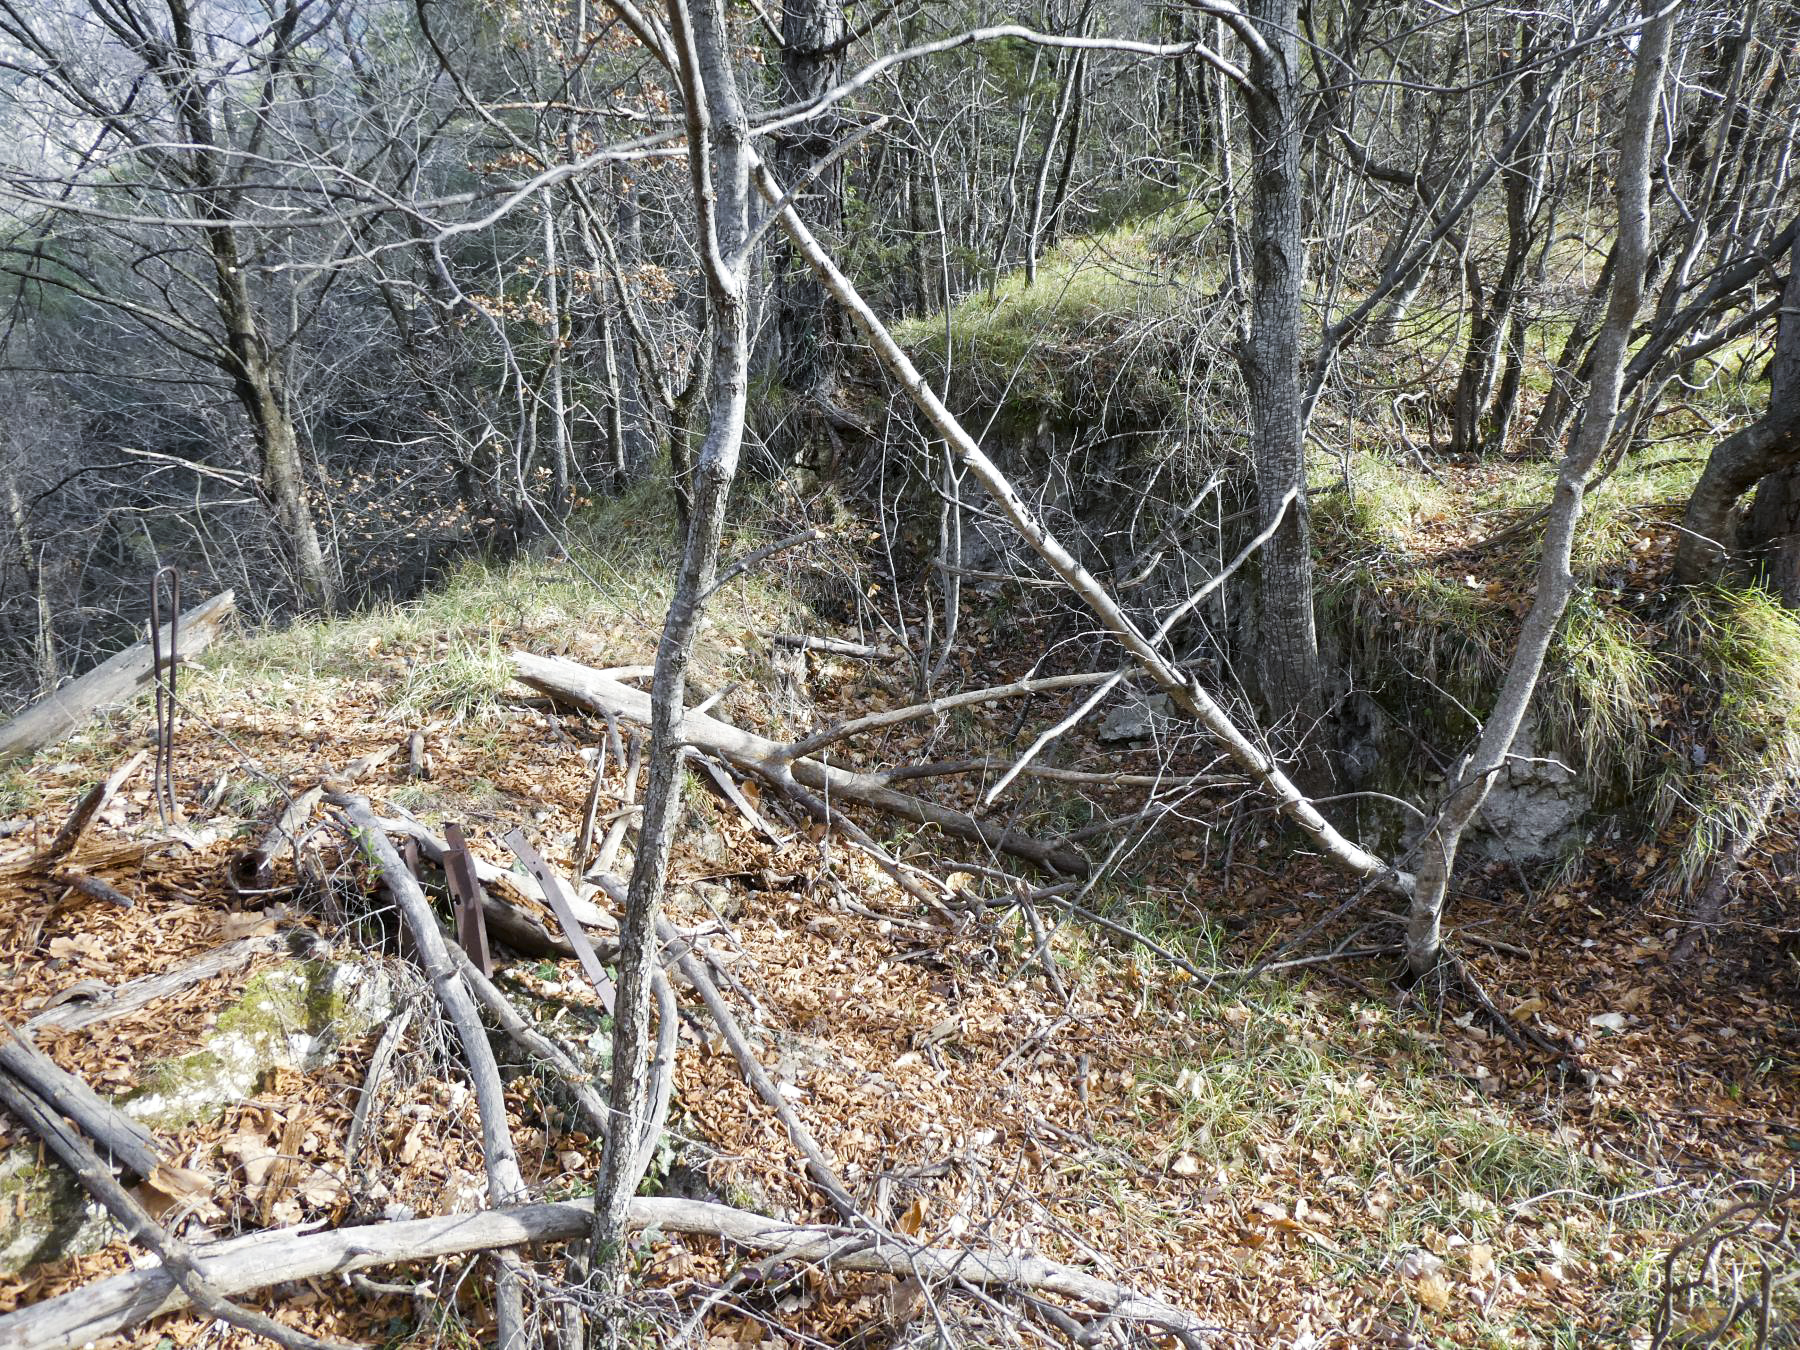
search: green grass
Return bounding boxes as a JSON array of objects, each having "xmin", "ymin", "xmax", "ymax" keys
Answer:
[
  {"xmin": 891, "ymin": 210, "xmax": 1214, "ymax": 436},
  {"xmin": 1660, "ymin": 586, "xmax": 1800, "ymax": 888},
  {"xmin": 195, "ymin": 476, "xmax": 817, "ymax": 727}
]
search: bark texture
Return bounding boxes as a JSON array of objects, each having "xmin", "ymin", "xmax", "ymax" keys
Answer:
[
  {"xmin": 1239, "ymin": 0, "xmax": 1323, "ymax": 748},
  {"xmin": 1676, "ymin": 220, "xmax": 1800, "ymax": 593}
]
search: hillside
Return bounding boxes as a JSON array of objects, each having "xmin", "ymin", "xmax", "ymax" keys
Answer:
[{"xmin": 0, "ymin": 492, "xmax": 1795, "ymax": 1348}]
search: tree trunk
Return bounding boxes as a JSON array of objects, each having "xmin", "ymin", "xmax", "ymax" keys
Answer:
[
  {"xmin": 1239, "ymin": 0, "xmax": 1323, "ymax": 751},
  {"xmin": 1676, "ymin": 219, "xmax": 1800, "ymax": 591},
  {"xmin": 1406, "ymin": 4, "xmax": 1675, "ymax": 976},
  {"xmin": 589, "ymin": 0, "xmax": 754, "ymax": 1278},
  {"xmin": 769, "ymin": 0, "xmax": 846, "ymax": 421}
]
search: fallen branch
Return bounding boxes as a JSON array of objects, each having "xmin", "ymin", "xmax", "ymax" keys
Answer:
[
  {"xmin": 39, "ymin": 751, "xmax": 148, "ymax": 865},
  {"xmin": 768, "ymin": 633, "xmax": 895, "ymax": 659},
  {"xmin": 0, "ymin": 1067, "xmax": 353, "ymax": 1350},
  {"xmin": 48, "ymin": 870, "xmax": 133, "ymax": 909},
  {"xmin": 0, "ymin": 591, "xmax": 236, "ymax": 765},
  {"xmin": 231, "ymin": 785, "xmax": 324, "ymax": 890},
  {"xmin": 344, "ymin": 1005, "xmax": 415, "ymax": 1180},
  {"xmin": 329, "ymin": 794, "xmax": 530, "ymax": 1348},
  {"xmin": 655, "ymin": 917, "xmax": 862, "ymax": 1222},
  {"xmin": 0, "ymin": 1197, "xmax": 1215, "ymax": 1350},
  {"xmin": 0, "ymin": 1023, "xmax": 162, "ymax": 1179},
  {"xmin": 785, "ymin": 672, "xmax": 1113, "ymax": 759},
  {"xmin": 757, "ymin": 160, "xmax": 1407, "ymax": 896},
  {"xmin": 513, "ymin": 652, "xmax": 1088, "ymax": 875},
  {"xmin": 25, "ymin": 933, "xmax": 287, "ymax": 1033}
]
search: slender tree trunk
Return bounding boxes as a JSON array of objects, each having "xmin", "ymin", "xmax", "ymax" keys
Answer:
[
  {"xmin": 1529, "ymin": 244, "xmax": 1616, "ymax": 456},
  {"xmin": 1239, "ymin": 0, "xmax": 1323, "ymax": 749},
  {"xmin": 542, "ymin": 190, "xmax": 571, "ymax": 513},
  {"xmin": 589, "ymin": 0, "xmax": 752, "ymax": 1285},
  {"xmin": 1406, "ymin": 4, "xmax": 1675, "ymax": 976},
  {"xmin": 218, "ymin": 254, "xmax": 335, "ymax": 611}
]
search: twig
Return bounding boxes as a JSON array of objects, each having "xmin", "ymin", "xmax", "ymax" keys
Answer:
[
  {"xmin": 345, "ymin": 1005, "xmax": 416, "ymax": 1180},
  {"xmin": 655, "ymin": 917, "xmax": 864, "ymax": 1223}
]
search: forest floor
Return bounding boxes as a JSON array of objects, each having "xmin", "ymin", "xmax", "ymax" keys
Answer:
[{"xmin": 0, "ymin": 496, "xmax": 1796, "ymax": 1349}]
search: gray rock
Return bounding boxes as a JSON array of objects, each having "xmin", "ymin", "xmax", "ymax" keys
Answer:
[
  {"xmin": 1098, "ymin": 690, "xmax": 1175, "ymax": 744},
  {"xmin": 1472, "ymin": 717, "xmax": 1590, "ymax": 864}
]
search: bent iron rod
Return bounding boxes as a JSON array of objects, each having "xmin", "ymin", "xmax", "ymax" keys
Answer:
[{"xmin": 149, "ymin": 566, "xmax": 181, "ymax": 824}]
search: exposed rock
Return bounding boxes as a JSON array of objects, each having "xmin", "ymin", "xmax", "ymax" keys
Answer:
[
  {"xmin": 1472, "ymin": 717, "xmax": 1591, "ymax": 864},
  {"xmin": 1098, "ymin": 689, "xmax": 1175, "ymax": 744},
  {"xmin": 0, "ymin": 955, "xmax": 394, "ymax": 1276}
]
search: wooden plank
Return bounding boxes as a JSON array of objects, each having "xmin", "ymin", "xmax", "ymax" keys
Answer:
[{"xmin": 0, "ymin": 591, "xmax": 235, "ymax": 765}]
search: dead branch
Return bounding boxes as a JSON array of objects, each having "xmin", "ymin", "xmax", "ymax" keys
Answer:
[
  {"xmin": 48, "ymin": 870, "xmax": 133, "ymax": 909},
  {"xmin": 0, "ymin": 1024, "xmax": 161, "ymax": 1179},
  {"xmin": 0, "ymin": 1066, "xmax": 354, "ymax": 1350},
  {"xmin": 513, "ymin": 652, "xmax": 1088, "ymax": 875},
  {"xmin": 447, "ymin": 943, "xmax": 615, "ymax": 1144},
  {"xmin": 595, "ymin": 731, "xmax": 643, "ymax": 876},
  {"xmin": 232, "ymin": 785, "xmax": 324, "ymax": 890},
  {"xmin": 0, "ymin": 1195, "xmax": 1215, "ymax": 1350},
  {"xmin": 329, "ymin": 794, "xmax": 530, "ymax": 1348},
  {"xmin": 768, "ymin": 633, "xmax": 896, "ymax": 658},
  {"xmin": 785, "ymin": 671, "xmax": 1114, "ymax": 759},
  {"xmin": 39, "ymin": 751, "xmax": 148, "ymax": 866},
  {"xmin": 344, "ymin": 1005, "xmax": 415, "ymax": 1180},
  {"xmin": 757, "ymin": 160, "xmax": 1408, "ymax": 896},
  {"xmin": 25, "ymin": 933, "xmax": 288, "ymax": 1033},
  {"xmin": 0, "ymin": 591, "xmax": 236, "ymax": 765},
  {"xmin": 655, "ymin": 917, "xmax": 862, "ymax": 1222}
]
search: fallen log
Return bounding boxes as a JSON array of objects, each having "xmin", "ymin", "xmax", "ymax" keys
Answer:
[
  {"xmin": 0, "ymin": 591, "xmax": 235, "ymax": 765},
  {"xmin": 0, "ymin": 1070, "xmax": 351, "ymax": 1350},
  {"xmin": 25, "ymin": 933, "xmax": 287, "ymax": 1034},
  {"xmin": 512, "ymin": 652, "xmax": 1088, "ymax": 876},
  {"xmin": 0, "ymin": 1196, "xmax": 1213, "ymax": 1350},
  {"xmin": 0, "ymin": 1024, "xmax": 161, "ymax": 1179}
]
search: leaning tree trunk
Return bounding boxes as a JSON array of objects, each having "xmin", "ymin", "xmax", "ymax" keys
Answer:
[
  {"xmin": 214, "ymin": 239, "xmax": 335, "ymax": 614},
  {"xmin": 1239, "ymin": 0, "xmax": 1324, "ymax": 754},
  {"xmin": 1406, "ymin": 3, "xmax": 1675, "ymax": 977},
  {"xmin": 1676, "ymin": 219, "xmax": 1800, "ymax": 593}
]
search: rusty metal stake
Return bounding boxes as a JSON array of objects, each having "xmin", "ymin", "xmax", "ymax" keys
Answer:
[
  {"xmin": 149, "ymin": 567, "xmax": 181, "ymax": 825},
  {"xmin": 443, "ymin": 823, "xmax": 493, "ymax": 978}
]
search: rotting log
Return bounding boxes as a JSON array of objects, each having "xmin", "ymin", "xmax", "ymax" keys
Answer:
[
  {"xmin": 0, "ymin": 1196, "xmax": 1214, "ymax": 1350},
  {"xmin": 512, "ymin": 652, "xmax": 1090, "ymax": 876},
  {"xmin": 0, "ymin": 591, "xmax": 235, "ymax": 765},
  {"xmin": 25, "ymin": 933, "xmax": 288, "ymax": 1034}
]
